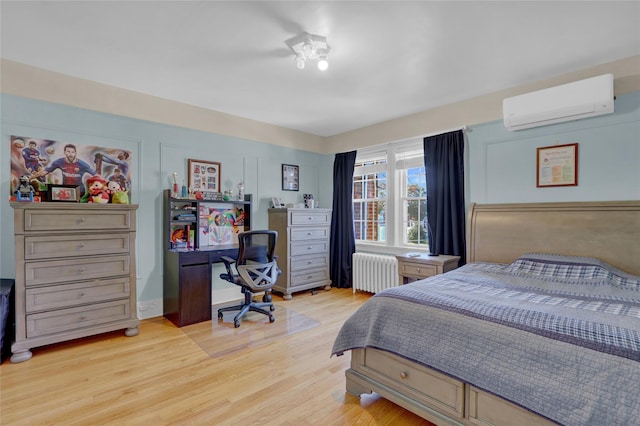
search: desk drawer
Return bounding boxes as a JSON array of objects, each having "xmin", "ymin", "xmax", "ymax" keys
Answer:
[
  {"xmin": 290, "ymin": 227, "xmax": 329, "ymax": 241},
  {"xmin": 25, "ymin": 233, "xmax": 130, "ymax": 260},
  {"xmin": 26, "ymin": 278, "xmax": 130, "ymax": 313},
  {"xmin": 25, "ymin": 255, "xmax": 130, "ymax": 286},
  {"xmin": 26, "ymin": 299, "xmax": 131, "ymax": 338}
]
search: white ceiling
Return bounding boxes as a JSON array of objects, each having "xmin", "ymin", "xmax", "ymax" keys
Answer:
[{"xmin": 1, "ymin": 1, "xmax": 639, "ymax": 137}]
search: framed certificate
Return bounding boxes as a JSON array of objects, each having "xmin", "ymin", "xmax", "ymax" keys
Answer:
[
  {"xmin": 282, "ymin": 164, "xmax": 299, "ymax": 191},
  {"xmin": 536, "ymin": 143, "xmax": 578, "ymax": 187}
]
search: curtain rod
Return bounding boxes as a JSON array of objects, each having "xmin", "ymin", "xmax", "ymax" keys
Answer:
[{"xmin": 391, "ymin": 125, "xmax": 468, "ymax": 145}]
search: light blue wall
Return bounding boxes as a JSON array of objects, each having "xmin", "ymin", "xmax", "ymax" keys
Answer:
[
  {"xmin": 1, "ymin": 92, "xmax": 638, "ymax": 310},
  {"xmin": 0, "ymin": 94, "xmax": 334, "ymax": 307},
  {"xmin": 466, "ymin": 92, "xmax": 639, "ymax": 204}
]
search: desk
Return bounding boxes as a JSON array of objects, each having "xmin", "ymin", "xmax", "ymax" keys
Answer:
[
  {"xmin": 163, "ymin": 246, "xmax": 238, "ymax": 327},
  {"xmin": 396, "ymin": 254, "xmax": 460, "ymax": 284}
]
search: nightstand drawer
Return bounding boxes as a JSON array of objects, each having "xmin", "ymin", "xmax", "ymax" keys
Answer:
[
  {"xmin": 400, "ymin": 262, "xmax": 437, "ymax": 279},
  {"xmin": 21, "ymin": 209, "xmax": 133, "ymax": 232},
  {"xmin": 291, "ymin": 268, "xmax": 329, "ymax": 287}
]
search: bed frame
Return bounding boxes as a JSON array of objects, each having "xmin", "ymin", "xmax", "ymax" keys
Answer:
[{"xmin": 345, "ymin": 200, "xmax": 640, "ymax": 426}]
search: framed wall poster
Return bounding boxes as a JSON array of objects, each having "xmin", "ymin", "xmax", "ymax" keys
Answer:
[
  {"xmin": 188, "ymin": 159, "xmax": 221, "ymax": 193},
  {"xmin": 536, "ymin": 143, "xmax": 578, "ymax": 187},
  {"xmin": 47, "ymin": 184, "xmax": 80, "ymax": 202},
  {"xmin": 282, "ymin": 164, "xmax": 299, "ymax": 191}
]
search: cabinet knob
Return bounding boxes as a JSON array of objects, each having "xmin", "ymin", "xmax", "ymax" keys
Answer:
[
  {"xmin": 80, "ymin": 217, "xmax": 86, "ymax": 222},
  {"xmin": 307, "ymin": 217, "xmax": 312, "ymax": 220},
  {"xmin": 307, "ymin": 232, "xmax": 312, "ymax": 236},
  {"xmin": 400, "ymin": 371, "xmax": 409, "ymax": 379},
  {"xmin": 80, "ymin": 243, "xmax": 85, "ymax": 248},
  {"xmin": 417, "ymin": 268, "xmax": 421, "ymax": 273},
  {"xmin": 79, "ymin": 267, "xmax": 86, "ymax": 272}
]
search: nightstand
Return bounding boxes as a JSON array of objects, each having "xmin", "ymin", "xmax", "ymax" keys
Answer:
[{"xmin": 396, "ymin": 253, "xmax": 460, "ymax": 284}]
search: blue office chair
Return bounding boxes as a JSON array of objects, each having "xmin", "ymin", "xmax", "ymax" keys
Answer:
[{"xmin": 217, "ymin": 230, "xmax": 280, "ymax": 328}]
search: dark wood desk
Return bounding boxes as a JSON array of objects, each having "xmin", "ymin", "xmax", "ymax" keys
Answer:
[{"xmin": 163, "ymin": 246, "xmax": 238, "ymax": 327}]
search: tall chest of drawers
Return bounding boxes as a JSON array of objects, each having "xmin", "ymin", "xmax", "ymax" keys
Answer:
[
  {"xmin": 268, "ymin": 208, "xmax": 332, "ymax": 300},
  {"xmin": 10, "ymin": 202, "xmax": 139, "ymax": 363}
]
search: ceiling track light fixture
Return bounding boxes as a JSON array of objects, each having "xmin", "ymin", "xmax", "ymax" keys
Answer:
[{"xmin": 285, "ymin": 32, "xmax": 330, "ymax": 71}]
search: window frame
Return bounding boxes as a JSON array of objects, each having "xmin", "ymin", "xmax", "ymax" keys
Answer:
[{"xmin": 353, "ymin": 139, "xmax": 429, "ymax": 252}]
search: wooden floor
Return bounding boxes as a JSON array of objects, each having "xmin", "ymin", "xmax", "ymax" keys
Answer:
[{"xmin": 0, "ymin": 288, "xmax": 435, "ymax": 425}]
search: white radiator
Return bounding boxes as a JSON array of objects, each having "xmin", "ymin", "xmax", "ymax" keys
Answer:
[{"xmin": 352, "ymin": 252, "xmax": 399, "ymax": 294}]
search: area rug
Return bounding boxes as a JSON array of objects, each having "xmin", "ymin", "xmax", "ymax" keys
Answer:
[{"xmin": 182, "ymin": 304, "xmax": 319, "ymax": 358}]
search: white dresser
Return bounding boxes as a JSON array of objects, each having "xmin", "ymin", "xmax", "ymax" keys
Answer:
[
  {"xmin": 268, "ymin": 208, "xmax": 332, "ymax": 299},
  {"xmin": 10, "ymin": 202, "xmax": 139, "ymax": 363}
]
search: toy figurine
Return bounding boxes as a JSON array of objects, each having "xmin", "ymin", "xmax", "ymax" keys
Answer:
[
  {"xmin": 86, "ymin": 175, "xmax": 110, "ymax": 203},
  {"xmin": 15, "ymin": 175, "xmax": 35, "ymax": 202}
]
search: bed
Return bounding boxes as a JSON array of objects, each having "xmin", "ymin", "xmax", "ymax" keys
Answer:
[{"xmin": 332, "ymin": 201, "xmax": 640, "ymax": 426}]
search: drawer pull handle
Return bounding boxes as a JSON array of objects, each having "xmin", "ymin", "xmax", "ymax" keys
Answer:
[
  {"xmin": 80, "ymin": 217, "xmax": 86, "ymax": 222},
  {"xmin": 307, "ymin": 261, "xmax": 312, "ymax": 264},
  {"xmin": 400, "ymin": 371, "xmax": 409, "ymax": 379},
  {"xmin": 307, "ymin": 246, "xmax": 312, "ymax": 250},
  {"xmin": 307, "ymin": 232, "xmax": 312, "ymax": 236},
  {"xmin": 79, "ymin": 292, "xmax": 85, "ymax": 297},
  {"xmin": 417, "ymin": 268, "xmax": 421, "ymax": 273},
  {"xmin": 79, "ymin": 267, "xmax": 86, "ymax": 272},
  {"xmin": 80, "ymin": 243, "xmax": 86, "ymax": 248},
  {"xmin": 307, "ymin": 217, "xmax": 312, "ymax": 220}
]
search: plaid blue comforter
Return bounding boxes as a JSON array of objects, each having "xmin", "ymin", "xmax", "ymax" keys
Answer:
[{"xmin": 332, "ymin": 254, "xmax": 640, "ymax": 425}]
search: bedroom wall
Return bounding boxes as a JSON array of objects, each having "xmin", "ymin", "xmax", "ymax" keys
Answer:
[{"xmin": 0, "ymin": 94, "xmax": 334, "ymax": 318}]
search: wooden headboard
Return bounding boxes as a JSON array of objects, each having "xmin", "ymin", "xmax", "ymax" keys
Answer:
[{"xmin": 467, "ymin": 201, "xmax": 640, "ymax": 276}]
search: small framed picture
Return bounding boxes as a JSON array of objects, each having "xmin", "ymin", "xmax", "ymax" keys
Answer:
[
  {"xmin": 536, "ymin": 143, "xmax": 578, "ymax": 187},
  {"xmin": 282, "ymin": 164, "xmax": 299, "ymax": 191},
  {"xmin": 188, "ymin": 159, "xmax": 221, "ymax": 193},
  {"xmin": 47, "ymin": 184, "xmax": 80, "ymax": 202}
]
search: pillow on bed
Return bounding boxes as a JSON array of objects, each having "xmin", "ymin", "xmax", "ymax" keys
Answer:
[{"xmin": 506, "ymin": 252, "xmax": 640, "ymax": 286}]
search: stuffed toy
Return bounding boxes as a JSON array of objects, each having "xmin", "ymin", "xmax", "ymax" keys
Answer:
[
  {"xmin": 86, "ymin": 175, "xmax": 110, "ymax": 203},
  {"xmin": 106, "ymin": 180, "xmax": 130, "ymax": 204}
]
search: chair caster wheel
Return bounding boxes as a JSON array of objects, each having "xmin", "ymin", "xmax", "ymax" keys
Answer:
[
  {"xmin": 218, "ymin": 311, "xmax": 223, "ymax": 319},
  {"xmin": 269, "ymin": 315, "xmax": 275, "ymax": 323},
  {"xmin": 234, "ymin": 320, "xmax": 241, "ymax": 328},
  {"xmin": 269, "ymin": 305, "xmax": 275, "ymax": 312},
  {"xmin": 263, "ymin": 293, "xmax": 272, "ymax": 303}
]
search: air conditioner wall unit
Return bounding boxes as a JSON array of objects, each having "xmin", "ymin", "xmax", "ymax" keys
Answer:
[{"xmin": 503, "ymin": 73, "xmax": 614, "ymax": 131}]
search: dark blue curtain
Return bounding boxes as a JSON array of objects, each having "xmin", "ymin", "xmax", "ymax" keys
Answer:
[
  {"xmin": 330, "ymin": 151, "xmax": 357, "ymax": 288},
  {"xmin": 423, "ymin": 130, "xmax": 466, "ymax": 265}
]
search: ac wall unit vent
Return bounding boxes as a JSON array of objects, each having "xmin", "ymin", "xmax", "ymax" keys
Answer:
[{"xmin": 503, "ymin": 73, "xmax": 614, "ymax": 131}]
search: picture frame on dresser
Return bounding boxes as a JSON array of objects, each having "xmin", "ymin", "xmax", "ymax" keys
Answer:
[{"xmin": 47, "ymin": 184, "xmax": 80, "ymax": 202}]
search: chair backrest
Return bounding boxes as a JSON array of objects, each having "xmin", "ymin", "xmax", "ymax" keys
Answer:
[
  {"xmin": 236, "ymin": 230, "xmax": 277, "ymax": 265},
  {"xmin": 235, "ymin": 230, "xmax": 279, "ymax": 292}
]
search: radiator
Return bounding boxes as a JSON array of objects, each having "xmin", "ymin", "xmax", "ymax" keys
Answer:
[{"xmin": 352, "ymin": 252, "xmax": 399, "ymax": 294}]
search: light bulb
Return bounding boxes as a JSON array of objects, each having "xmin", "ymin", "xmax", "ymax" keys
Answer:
[{"xmin": 317, "ymin": 58, "xmax": 329, "ymax": 71}]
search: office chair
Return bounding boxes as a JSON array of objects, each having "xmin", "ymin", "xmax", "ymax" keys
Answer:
[{"xmin": 217, "ymin": 230, "xmax": 280, "ymax": 328}]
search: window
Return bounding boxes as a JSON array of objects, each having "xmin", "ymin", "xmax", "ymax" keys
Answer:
[{"xmin": 353, "ymin": 140, "xmax": 429, "ymax": 249}]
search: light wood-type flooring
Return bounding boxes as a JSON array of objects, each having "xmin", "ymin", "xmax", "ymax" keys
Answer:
[{"xmin": 1, "ymin": 287, "xmax": 434, "ymax": 425}]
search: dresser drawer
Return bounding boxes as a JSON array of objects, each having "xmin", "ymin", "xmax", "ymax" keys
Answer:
[
  {"xmin": 290, "ymin": 240, "xmax": 329, "ymax": 257},
  {"xmin": 26, "ymin": 299, "xmax": 131, "ymax": 338},
  {"xmin": 290, "ymin": 254, "xmax": 329, "ymax": 272},
  {"xmin": 290, "ymin": 268, "xmax": 329, "ymax": 287},
  {"xmin": 360, "ymin": 348, "xmax": 464, "ymax": 419},
  {"xmin": 399, "ymin": 262, "xmax": 438, "ymax": 279},
  {"xmin": 26, "ymin": 278, "xmax": 131, "ymax": 313},
  {"xmin": 24, "ymin": 233, "xmax": 130, "ymax": 260},
  {"xmin": 288, "ymin": 210, "xmax": 331, "ymax": 226},
  {"xmin": 25, "ymin": 255, "xmax": 130, "ymax": 286},
  {"xmin": 21, "ymin": 209, "xmax": 133, "ymax": 232},
  {"xmin": 290, "ymin": 227, "xmax": 329, "ymax": 241}
]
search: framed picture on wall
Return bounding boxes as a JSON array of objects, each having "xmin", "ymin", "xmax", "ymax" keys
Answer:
[
  {"xmin": 282, "ymin": 164, "xmax": 299, "ymax": 191},
  {"xmin": 188, "ymin": 159, "xmax": 221, "ymax": 193},
  {"xmin": 536, "ymin": 143, "xmax": 578, "ymax": 187}
]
